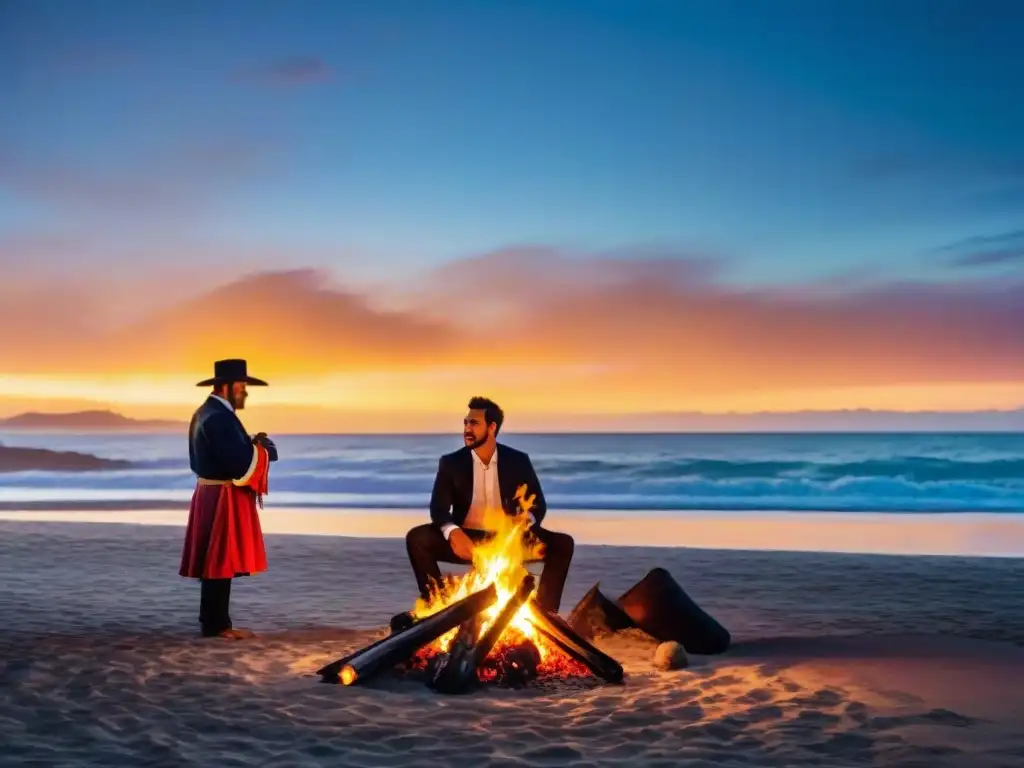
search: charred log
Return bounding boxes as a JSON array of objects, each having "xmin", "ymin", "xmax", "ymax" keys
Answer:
[
  {"xmin": 480, "ymin": 635, "xmax": 541, "ymax": 688},
  {"xmin": 527, "ymin": 598, "xmax": 625, "ymax": 684},
  {"xmin": 318, "ymin": 632, "xmax": 394, "ymax": 683},
  {"xmin": 428, "ymin": 573, "xmax": 536, "ymax": 694},
  {"xmin": 389, "ymin": 611, "xmax": 417, "ymax": 634},
  {"xmin": 331, "ymin": 583, "xmax": 498, "ymax": 686},
  {"xmin": 318, "ymin": 612, "xmax": 423, "ymax": 682}
]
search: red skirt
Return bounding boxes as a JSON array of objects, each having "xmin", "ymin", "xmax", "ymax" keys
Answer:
[{"xmin": 179, "ymin": 483, "xmax": 268, "ymax": 580}]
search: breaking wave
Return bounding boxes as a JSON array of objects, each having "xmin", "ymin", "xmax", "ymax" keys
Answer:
[{"xmin": 1, "ymin": 432, "xmax": 1022, "ymax": 513}]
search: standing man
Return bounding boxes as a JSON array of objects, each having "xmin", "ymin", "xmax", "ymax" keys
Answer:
[
  {"xmin": 405, "ymin": 396, "xmax": 575, "ymax": 612},
  {"xmin": 179, "ymin": 359, "xmax": 278, "ymax": 639}
]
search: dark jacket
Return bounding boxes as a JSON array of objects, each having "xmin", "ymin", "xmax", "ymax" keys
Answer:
[
  {"xmin": 429, "ymin": 443, "xmax": 548, "ymax": 530},
  {"xmin": 188, "ymin": 397, "xmax": 264, "ymax": 481}
]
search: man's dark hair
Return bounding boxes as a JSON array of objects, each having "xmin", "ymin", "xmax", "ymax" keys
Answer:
[{"xmin": 468, "ymin": 396, "xmax": 504, "ymax": 434}]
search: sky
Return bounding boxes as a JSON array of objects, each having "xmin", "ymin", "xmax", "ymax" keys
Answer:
[{"xmin": 1, "ymin": 0, "xmax": 1023, "ymax": 431}]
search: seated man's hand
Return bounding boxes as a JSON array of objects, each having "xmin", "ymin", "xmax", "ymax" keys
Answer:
[{"xmin": 449, "ymin": 528, "xmax": 474, "ymax": 560}]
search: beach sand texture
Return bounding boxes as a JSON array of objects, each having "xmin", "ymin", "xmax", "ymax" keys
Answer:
[{"xmin": 2, "ymin": 520, "xmax": 1023, "ymax": 767}]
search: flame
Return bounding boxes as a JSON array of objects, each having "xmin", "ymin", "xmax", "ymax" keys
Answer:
[{"xmin": 411, "ymin": 484, "xmax": 555, "ymax": 661}]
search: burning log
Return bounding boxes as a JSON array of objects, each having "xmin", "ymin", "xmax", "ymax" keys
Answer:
[
  {"xmin": 317, "ymin": 612, "xmax": 425, "ymax": 681},
  {"xmin": 317, "ymin": 502, "xmax": 631, "ymax": 692},
  {"xmin": 325, "ymin": 583, "xmax": 498, "ymax": 686},
  {"xmin": 527, "ymin": 597, "xmax": 625, "ymax": 684},
  {"xmin": 480, "ymin": 632, "xmax": 542, "ymax": 687},
  {"xmin": 318, "ymin": 632, "xmax": 397, "ymax": 683},
  {"xmin": 428, "ymin": 573, "xmax": 536, "ymax": 694}
]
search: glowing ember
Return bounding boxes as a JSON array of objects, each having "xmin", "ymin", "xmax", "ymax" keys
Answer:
[{"xmin": 410, "ymin": 485, "xmax": 588, "ymax": 682}]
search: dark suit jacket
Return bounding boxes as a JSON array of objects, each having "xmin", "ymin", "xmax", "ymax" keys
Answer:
[
  {"xmin": 429, "ymin": 443, "xmax": 547, "ymax": 530},
  {"xmin": 188, "ymin": 397, "xmax": 265, "ymax": 480}
]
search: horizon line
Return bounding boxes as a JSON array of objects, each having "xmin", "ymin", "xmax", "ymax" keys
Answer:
[
  {"xmin": 2, "ymin": 428, "xmax": 1023, "ymax": 437},
  {"xmin": 2, "ymin": 405, "xmax": 1024, "ymax": 418}
]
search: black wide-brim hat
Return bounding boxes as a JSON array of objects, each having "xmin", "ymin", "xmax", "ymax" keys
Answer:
[{"xmin": 196, "ymin": 358, "xmax": 269, "ymax": 387}]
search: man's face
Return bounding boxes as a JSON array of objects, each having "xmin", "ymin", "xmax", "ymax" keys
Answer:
[
  {"xmin": 229, "ymin": 382, "xmax": 248, "ymax": 410},
  {"xmin": 463, "ymin": 409, "xmax": 493, "ymax": 449}
]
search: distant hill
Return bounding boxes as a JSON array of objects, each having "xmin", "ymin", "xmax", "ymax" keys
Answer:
[
  {"xmin": 0, "ymin": 444, "xmax": 131, "ymax": 472},
  {"xmin": 0, "ymin": 409, "xmax": 186, "ymax": 432}
]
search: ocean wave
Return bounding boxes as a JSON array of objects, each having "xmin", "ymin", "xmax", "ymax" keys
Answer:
[
  {"xmin": 1, "ymin": 433, "xmax": 1023, "ymax": 513},
  {"xmin": 534, "ymin": 456, "xmax": 1024, "ymax": 483},
  {"xmin": 1, "ymin": 469, "xmax": 1021, "ymax": 512},
  {"xmin": 101, "ymin": 454, "xmax": 1024, "ymax": 483}
]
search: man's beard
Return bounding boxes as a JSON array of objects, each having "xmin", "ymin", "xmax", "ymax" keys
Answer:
[{"xmin": 465, "ymin": 433, "xmax": 486, "ymax": 450}]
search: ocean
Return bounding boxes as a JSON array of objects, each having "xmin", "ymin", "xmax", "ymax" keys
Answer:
[{"xmin": 1, "ymin": 431, "xmax": 1022, "ymax": 514}]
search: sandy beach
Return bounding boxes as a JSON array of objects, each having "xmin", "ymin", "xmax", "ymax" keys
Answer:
[
  {"xmin": 2, "ymin": 518, "xmax": 1023, "ymax": 767},
  {"xmin": 4, "ymin": 505, "xmax": 1024, "ymax": 557}
]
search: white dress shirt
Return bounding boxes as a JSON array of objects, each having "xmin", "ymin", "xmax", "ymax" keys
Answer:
[
  {"xmin": 466, "ymin": 446, "xmax": 501, "ymax": 530},
  {"xmin": 441, "ymin": 446, "xmax": 537, "ymax": 540},
  {"xmin": 441, "ymin": 447, "xmax": 501, "ymax": 539}
]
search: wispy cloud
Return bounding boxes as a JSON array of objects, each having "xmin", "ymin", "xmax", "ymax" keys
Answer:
[
  {"xmin": 392, "ymin": 245, "xmax": 727, "ymax": 320},
  {"xmin": 231, "ymin": 56, "xmax": 333, "ymax": 87},
  {"xmin": 851, "ymin": 149, "xmax": 1024, "ymax": 217},
  {"xmin": 969, "ymin": 185, "xmax": 1024, "ymax": 212},
  {"xmin": 854, "ymin": 150, "xmax": 1024, "ymax": 214},
  {"xmin": 0, "ymin": 249, "xmax": 1022, "ymax": 406},
  {"xmin": 930, "ymin": 229, "xmax": 1024, "ymax": 268}
]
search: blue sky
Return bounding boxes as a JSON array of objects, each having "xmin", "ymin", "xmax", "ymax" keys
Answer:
[{"xmin": 2, "ymin": 0, "xmax": 1023, "ymax": 286}]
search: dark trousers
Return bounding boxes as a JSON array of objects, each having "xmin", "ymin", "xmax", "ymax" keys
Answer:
[
  {"xmin": 405, "ymin": 523, "xmax": 575, "ymax": 613},
  {"xmin": 199, "ymin": 578, "xmax": 232, "ymax": 636}
]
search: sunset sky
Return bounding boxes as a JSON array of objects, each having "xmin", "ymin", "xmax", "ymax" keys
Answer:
[{"xmin": 2, "ymin": 1, "xmax": 1023, "ymax": 432}]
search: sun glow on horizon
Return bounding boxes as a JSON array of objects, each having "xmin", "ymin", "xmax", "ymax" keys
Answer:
[{"xmin": 0, "ymin": 372, "xmax": 1021, "ymax": 433}]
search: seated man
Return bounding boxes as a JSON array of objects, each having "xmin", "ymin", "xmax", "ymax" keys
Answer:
[{"xmin": 405, "ymin": 396, "xmax": 575, "ymax": 612}]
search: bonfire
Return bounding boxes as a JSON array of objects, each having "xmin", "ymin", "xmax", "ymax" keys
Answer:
[
  {"xmin": 408, "ymin": 486, "xmax": 590, "ymax": 685},
  {"xmin": 317, "ymin": 485, "xmax": 624, "ymax": 693}
]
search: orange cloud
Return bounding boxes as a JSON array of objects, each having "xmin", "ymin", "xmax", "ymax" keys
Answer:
[
  {"xmin": 0, "ymin": 250, "xmax": 1022, "ymax": 416},
  {"xmin": 408, "ymin": 249, "xmax": 1024, "ymax": 395},
  {"xmin": 0, "ymin": 269, "xmax": 450, "ymax": 376}
]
